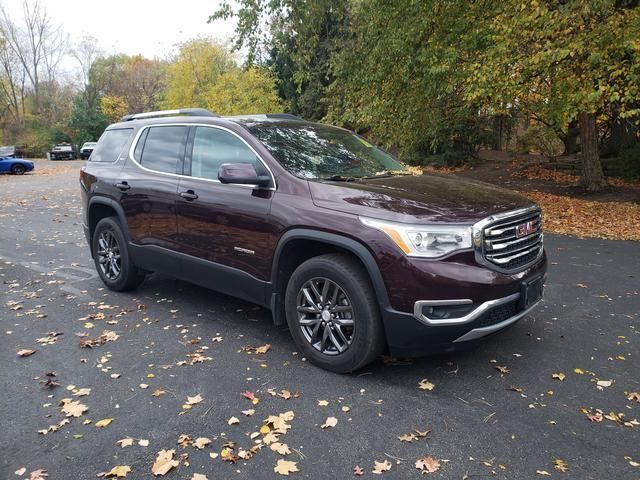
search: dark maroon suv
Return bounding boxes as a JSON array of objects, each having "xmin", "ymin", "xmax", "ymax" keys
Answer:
[{"xmin": 80, "ymin": 108, "xmax": 547, "ymax": 372}]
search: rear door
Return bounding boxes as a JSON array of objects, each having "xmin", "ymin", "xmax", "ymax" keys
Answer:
[
  {"xmin": 120, "ymin": 125, "xmax": 188, "ymax": 251},
  {"xmin": 175, "ymin": 125, "xmax": 275, "ymax": 281}
]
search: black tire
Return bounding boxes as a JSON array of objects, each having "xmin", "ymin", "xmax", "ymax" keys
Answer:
[
  {"xmin": 11, "ymin": 164, "xmax": 26, "ymax": 175},
  {"xmin": 92, "ymin": 216, "xmax": 145, "ymax": 291},
  {"xmin": 285, "ymin": 253, "xmax": 385, "ymax": 373}
]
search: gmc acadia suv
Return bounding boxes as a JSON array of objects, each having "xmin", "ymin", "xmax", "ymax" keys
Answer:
[{"xmin": 80, "ymin": 108, "xmax": 547, "ymax": 373}]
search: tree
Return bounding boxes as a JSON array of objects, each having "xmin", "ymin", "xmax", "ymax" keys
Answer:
[
  {"xmin": 463, "ymin": 1, "xmax": 640, "ymax": 191},
  {"xmin": 0, "ymin": 0, "xmax": 67, "ymax": 114},
  {"xmin": 206, "ymin": 67, "xmax": 283, "ymax": 115},
  {"xmin": 100, "ymin": 95, "xmax": 128, "ymax": 123},
  {"xmin": 164, "ymin": 38, "xmax": 234, "ymax": 109},
  {"xmin": 68, "ymin": 94, "xmax": 108, "ymax": 144},
  {"xmin": 211, "ymin": 1, "xmax": 350, "ymax": 120}
]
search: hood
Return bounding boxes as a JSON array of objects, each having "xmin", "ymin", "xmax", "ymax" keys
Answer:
[{"xmin": 308, "ymin": 174, "xmax": 534, "ymax": 224}]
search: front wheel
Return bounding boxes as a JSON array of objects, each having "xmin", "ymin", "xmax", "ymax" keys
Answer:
[
  {"xmin": 92, "ymin": 217, "xmax": 145, "ymax": 291},
  {"xmin": 285, "ymin": 253, "xmax": 385, "ymax": 373}
]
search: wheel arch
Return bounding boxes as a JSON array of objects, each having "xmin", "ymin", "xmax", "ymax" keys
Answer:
[
  {"xmin": 268, "ymin": 229, "xmax": 390, "ymax": 325},
  {"xmin": 87, "ymin": 197, "xmax": 131, "ymax": 257}
]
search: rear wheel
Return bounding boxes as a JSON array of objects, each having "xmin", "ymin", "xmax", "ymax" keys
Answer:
[
  {"xmin": 285, "ymin": 253, "xmax": 385, "ymax": 373},
  {"xmin": 11, "ymin": 164, "xmax": 26, "ymax": 175},
  {"xmin": 92, "ymin": 216, "xmax": 145, "ymax": 291}
]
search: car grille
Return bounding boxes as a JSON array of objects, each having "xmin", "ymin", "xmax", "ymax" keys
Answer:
[
  {"xmin": 476, "ymin": 300, "xmax": 519, "ymax": 328},
  {"xmin": 482, "ymin": 208, "xmax": 543, "ymax": 272}
]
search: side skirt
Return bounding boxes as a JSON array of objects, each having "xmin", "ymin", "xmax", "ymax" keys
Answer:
[{"xmin": 128, "ymin": 243, "xmax": 270, "ymax": 308}]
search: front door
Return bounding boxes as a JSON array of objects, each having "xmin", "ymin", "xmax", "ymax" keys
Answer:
[{"xmin": 175, "ymin": 125, "xmax": 275, "ymax": 282}]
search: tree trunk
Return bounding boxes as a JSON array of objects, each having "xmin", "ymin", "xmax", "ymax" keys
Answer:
[{"xmin": 578, "ymin": 112, "xmax": 605, "ymax": 191}]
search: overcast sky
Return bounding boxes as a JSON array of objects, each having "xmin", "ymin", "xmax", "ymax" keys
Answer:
[{"xmin": 2, "ymin": 0, "xmax": 237, "ymax": 66}]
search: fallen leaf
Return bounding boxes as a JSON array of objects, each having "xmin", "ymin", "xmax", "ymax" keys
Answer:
[
  {"xmin": 495, "ymin": 365, "xmax": 510, "ymax": 374},
  {"xmin": 418, "ymin": 379, "xmax": 434, "ymax": 391},
  {"xmin": 596, "ymin": 379, "xmax": 612, "ymax": 389},
  {"xmin": 552, "ymin": 373, "xmax": 566, "ymax": 381},
  {"xmin": 627, "ymin": 392, "xmax": 640, "ymax": 403},
  {"xmin": 554, "ymin": 459, "xmax": 568, "ymax": 472},
  {"xmin": 151, "ymin": 449, "xmax": 179, "ymax": 476},
  {"xmin": 242, "ymin": 391, "xmax": 259, "ymax": 404},
  {"xmin": 152, "ymin": 389, "xmax": 166, "ymax": 397},
  {"xmin": 536, "ymin": 470, "xmax": 551, "ymax": 476},
  {"xmin": 17, "ymin": 349, "xmax": 36, "ymax": 357},
  {"xmin": 274, "ymin": 459, "xmax": 299, "ymax": 476},
  {"xmin": 353, "ymin": 465, "xmax": 364, "ymax": 476},
  {"xmin": 242, "ymin": 409, "xmax": 255, "ymax": 416},
  {"xmin": 321, "ymin": 416, "xmax": 338, "ymax": 429},
  {"xmin": 398, "ymin": 433, "xmax": 417, "ymax": 442},
  {"xmin": 193, "ymin": 437, "xmax": 212, "ymax": 449},
  {"xmin": 100, "ymin": 465, "xmax": 131, "ymax": 478},
  {"xmin": 95, "ymin": 418, "xmax": 114, "ymax": 428},
  {"xmin": 117, "ymin": 437, "xmax": 134, "ymax": 448},
  {"xmin": 317, "ymin": 400, "xmax": 329, "ymax": 406},
  {"xmin": 177, "ymin": 434, "xmax": 193, "ymax": 447},
  {"xmin": 185, "ymin": 394, "xmax": 203, "ymax": 405},
  {"xmin": 270, "ymin": 442, "xmax": 291, "ymax": 455},
  {"xmin": 138, "ymin": 439, "xmax": 149, "ymax": 447},
  {"xmin": 15, "ymin": 467, "xmax": 26, "ymax": 475},
  {"xmin": 29, "ymin": 470, "xmax": 48, "ymax": 480},
  {"xmin": 415, "ymin": 456, "xmax": 440, "ymax": 473},
  {"xmin": 372, "ymin": 459, "xmax": 392, "ymax": 474},
  {"xmin": 228, "ymin": 416, "xmax": 240, "ymax": 425},
  {"xmin": 73, "ymin": 388, "xmax": 91, "ymax": 397},
  {"xmin": 191, "ymin": 475, "xmax": 207, "ymax": 480},
  {"xmin": 60, "ymin": 398, "xmax": 88, "ymax": 417}
]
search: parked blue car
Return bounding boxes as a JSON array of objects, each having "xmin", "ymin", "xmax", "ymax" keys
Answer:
[{"xmin": 0, "ymin": 156, "xmax": 34, "ymax": 175}]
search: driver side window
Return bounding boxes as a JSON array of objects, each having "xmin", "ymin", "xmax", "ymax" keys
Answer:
[{"xmin": 190, "ymin": 127, "xmax": 259, "ymax": 181}]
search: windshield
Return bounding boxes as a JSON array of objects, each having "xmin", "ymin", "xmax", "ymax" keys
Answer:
[{"xmin": 248, "ymin": 123, "xmax": 407, "ymax": 180}]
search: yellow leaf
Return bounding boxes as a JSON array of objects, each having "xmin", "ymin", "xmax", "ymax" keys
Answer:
[
  {"xmin": 103, "ymin": 465, "xmax": 131, "ymax": 477},
  {"xmin": 552, "ymin": 373, "xmax": 566, "ymax": 381},
  {"xmin": 96, "ymin": 418, "xmax": 114, "ymax": 428}
]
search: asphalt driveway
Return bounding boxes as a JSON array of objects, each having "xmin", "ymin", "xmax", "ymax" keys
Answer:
[{"xmin": 1, "ymin": 161, "xmax": 638, "ymax": 479}]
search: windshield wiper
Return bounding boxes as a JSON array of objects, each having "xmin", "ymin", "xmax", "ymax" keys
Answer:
[
  {"xmin": 359, "ymin": 170, "xmax": 412, "ymax": 180},
  {"xmin": 322, "ymin": 175, "xmax": 359, "ymax": 182}
]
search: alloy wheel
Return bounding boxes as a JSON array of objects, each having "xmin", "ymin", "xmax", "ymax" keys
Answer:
[
  {"xmin": 296, "ymin": 277, "xmax": 355, "ymax": 355},
  {"xmin": 97, "ymin": 230, "xmax": 121, "ymax": 280}
]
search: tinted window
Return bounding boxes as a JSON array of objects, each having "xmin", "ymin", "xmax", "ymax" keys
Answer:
[
  {"xmin": 190, "ymin": 127, "xmax": 259, "ymax": 180},
  {"xmin": 91, "ymin": 129, "xmax": 133, "ymax": 163},
  {"xmin": 248, "ymin": 124, "xmax": 406, "ymax": 179},
  {"xmin": 139, "ymin": 126, "xmax": 188, "ymax": 174}
]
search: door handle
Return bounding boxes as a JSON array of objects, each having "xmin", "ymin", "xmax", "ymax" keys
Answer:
[
  {"xmin": 115, "ymin": 181, "xmax": 130, "ymax": 191},
  {"xmin": 180, "ymin": 190, "xmax": 198, "ymax": 200}
]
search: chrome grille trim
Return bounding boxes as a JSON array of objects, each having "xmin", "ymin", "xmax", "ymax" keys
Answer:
[{"xmin": 472, "ymin": 206, "xmax": 544, "ymax": 273}]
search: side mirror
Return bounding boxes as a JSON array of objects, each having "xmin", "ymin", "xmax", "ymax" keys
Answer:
[{"xmin": 218, "ymin": 163, "xmax": 271, "ymax": 188}]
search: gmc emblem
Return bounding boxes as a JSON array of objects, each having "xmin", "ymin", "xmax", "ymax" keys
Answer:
[{"xmin": 516, "ymin": 221, "xmax": 536, "ymax": 238}]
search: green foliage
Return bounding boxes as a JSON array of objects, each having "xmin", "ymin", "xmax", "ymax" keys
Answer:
[{"xmin": 68, "ymin": 95, "xmax": 108, "ymax": 145}]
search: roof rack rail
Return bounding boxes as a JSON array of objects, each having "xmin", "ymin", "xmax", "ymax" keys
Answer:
[
  {"xmin": 120, "ymin": 108, "xmax": 218, "ymax": 122},
  {"xmin": 223, "ymin": 113, "xmax": 304, "ymax": 121}
]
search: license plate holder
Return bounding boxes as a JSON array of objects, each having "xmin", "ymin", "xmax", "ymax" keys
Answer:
[{"xmin": 520, "ymin": 276, "xmax": 544, "ymax": 309}]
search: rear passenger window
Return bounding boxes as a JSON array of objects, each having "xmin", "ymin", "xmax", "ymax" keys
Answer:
[
  {"xmin": 190, "ymin": 127, "xmax": 259, "ymax": 180},
  {"xmin": 138, "ymin": 126, "xmax": 188, "ymax": 174},
  {"xmin": 91, "ymin": 129, "xmax": 133, "ymax": 163}
]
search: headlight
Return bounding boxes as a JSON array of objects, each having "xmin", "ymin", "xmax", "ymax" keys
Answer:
[{"xmin": 360, "ymin": 217, "xmax": 472, "ymax": 258}]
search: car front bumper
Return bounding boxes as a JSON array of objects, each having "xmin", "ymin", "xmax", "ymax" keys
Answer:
[{"xmin": 380, "ymin": 253, "xmax": 547, "ymax": 357}]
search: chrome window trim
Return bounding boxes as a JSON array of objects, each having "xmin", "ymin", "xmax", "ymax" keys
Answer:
[
  {"xmin": 413, "ymin": 293, "xmax": 520, "ymax": 326},
  {"xmin": 472, "ymin": 205, "xmax": 544, "ymax": 274},
  {"xmin": 127, "ymin": 123, "xmax": 277, "ymax": 191}
]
